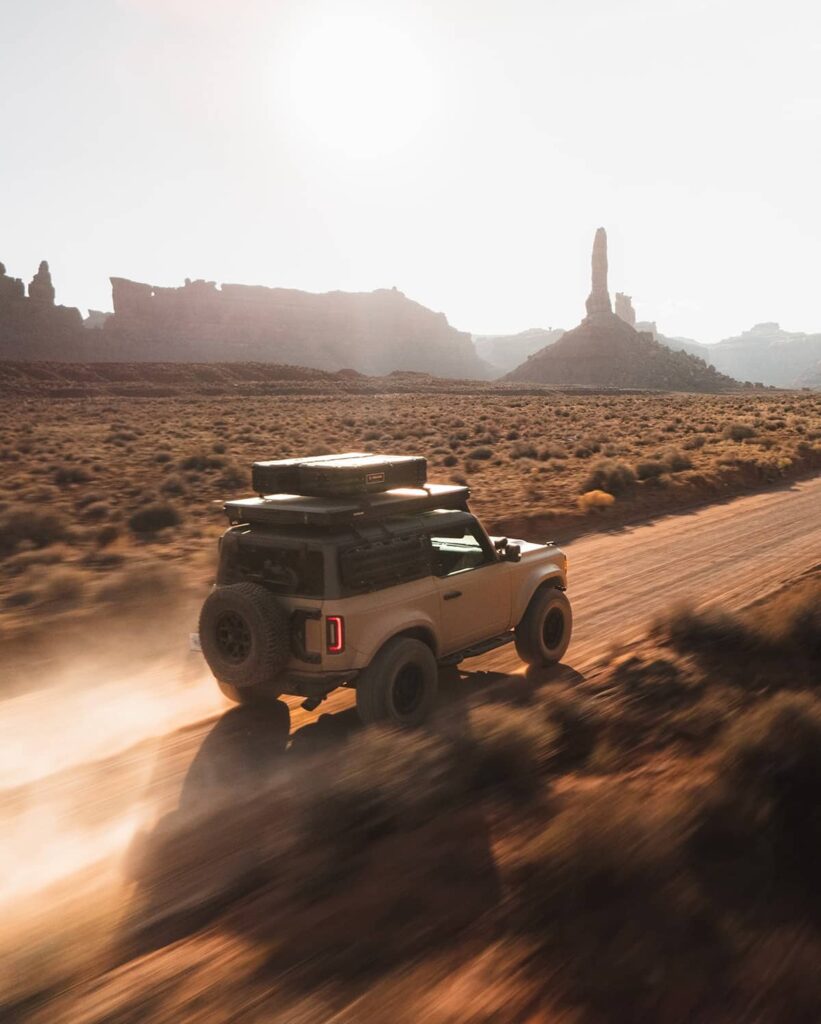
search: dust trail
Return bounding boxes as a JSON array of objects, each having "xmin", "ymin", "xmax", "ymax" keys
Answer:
[{"xmin": 0, "ymin": 654, "xmax": 223, "ymax": 791}]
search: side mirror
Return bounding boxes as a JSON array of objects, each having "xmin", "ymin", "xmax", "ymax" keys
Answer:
[{"xmin": 504, "ymin": 543, "xmax": 522, "ymax": 563}]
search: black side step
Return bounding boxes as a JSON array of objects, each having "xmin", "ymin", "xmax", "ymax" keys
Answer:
[{"xmin": 440, "ymin": 631, "xmax": 515, "ymax": 665}]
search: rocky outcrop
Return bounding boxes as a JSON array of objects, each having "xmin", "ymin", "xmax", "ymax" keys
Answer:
[
  {"xmin": 28, "ymin": 261, "xmax": 56, "ymax": 305},
  {"xmin": 0, "ymin": 260, "xmax": 84, "ymax": 358},
  {"xmin": 95, "ymin": 278, "xmax": 491, "ymax": 378},
  {"xmin": 506, "ymin": 230, "xmax": 740, "ymax": 393},
  {"xmin": 615, "ymin": 292, "xmax": 636, "ymax": 327},
  {"xmin": 83, "ymin": 309, "xmax": 112, "ymax": 329}
]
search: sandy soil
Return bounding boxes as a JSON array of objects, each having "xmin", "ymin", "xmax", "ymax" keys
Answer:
[{"xmin": 3, "ymin": 477, "xmax": 820, "ymax": 1022}]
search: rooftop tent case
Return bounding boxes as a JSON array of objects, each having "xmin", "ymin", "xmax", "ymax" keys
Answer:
[
  {"xmin": 252, "ymin": 452, "xmax": 427, "ymax": 497},
  {"xmin": 225, "ymin": 483, "xmax": 470, "ymax": 528}
]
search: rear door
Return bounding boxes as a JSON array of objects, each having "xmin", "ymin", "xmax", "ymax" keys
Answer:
[{"xmin": 429, "ymin": 521, "xmax": 512, "ymax": 651}]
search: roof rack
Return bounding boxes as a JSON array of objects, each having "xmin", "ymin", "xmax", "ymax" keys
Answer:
[{"xmin": 224, "ymin": 483, "xmax": 471, "ymax": 528}]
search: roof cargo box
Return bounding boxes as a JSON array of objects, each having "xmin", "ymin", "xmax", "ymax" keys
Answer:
[
  {"xmin": 252, "ymin": 452, "xmax": 369, "ymax": 496},
  {"xmin": 252, "ymin": 453, "xmax": 427, "ymax": 498},
  {"xmin": 225, "ymin": 483, "xmax": 470, "ymax": 528}
]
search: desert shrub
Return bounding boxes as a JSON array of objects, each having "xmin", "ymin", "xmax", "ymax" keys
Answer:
[
  {"xmin": 683, "ymin": 434, "xmax": 706, "ymax": 450},
  {"xmin": 299, "ymin": 728, "xmax": 463, "ymax": 857},
  {"xmin": 95, "ymin": 524, "xmax": 120, "ymax": 547},
  {"xmin": 0, "ymin": 507, "xmax": 68, "ymax": 555},
  {"xmin": 154, "ymin": 451, "xmax": 172, "ymax": 464},
  {"xmin": 217, "ymin": 462, "xmax": 250, "ymax": 489},
  {"xmin": 577, "ymin": 489, "xmax": 615, "ymax": 512},
  {"xmin": 95, "ymin": 562, "xmax": 181, "ymax": 606},
  {"xmin": 160, "ymin": 474, "xmax": 187, "ymax": 496},
  {"xmin": 467, "ymin": 446, "xmax": 493, "ymax": 461},
  {"xmin": 664, "ymin": 448, "xmax": 693, "ymax": 472},
  {"xmin": 78, "ymin": 501, "xmax": 110, "ymax": 524},
  {"xmin": 661, "ymin": 582, "xmax": 821, "ymax": 665},
  {"xmin": 636, "ymin": 459, "xmax": 667, "ymax": 480},
  {"xmin": 510, "ymin": 790, "xmax": 720, "ymax": 1018},
  {"xmin": 574, "ymin": 445, "xmax": 592, "ymax": 458},
  {"xmin": 661, "ymin": 605, "xmax": 756, "ymax": 657},
  {"xmin": 539, "ymin": 445, "xmax": 567, "ymax": 461},
  {"xmin": 756, "ymin": 579, "xmax": 821, "ymax": 660},
  {"xmin": 581, "ymin": 459, "xmax": 636, "ymax": 495},
  {"xmin": 179, "ymin": 452, "xmax": 226, "ymax": 471},
  {"xmin": 691, "ymin": 694, "xmax": 821, "ymax": 910},
  {"xmin": 506, "ymin": 429, "xmax": 520, "ymax": 440},
  {"xmin": 510, "ymin": 442, "xmax": 538, "ymax": 460},
  {"xmin": 53, "ymin": 464, "xmax": 92, "ymax": 486},
  {"xmin": 128, "ymin": 502, "xmax": 181, "ymax": 534},
  {"xmin": 456, "ymin": 704, "xmax": 559, "ymax": 799},
  {"xmin": 723, "ymin": 422, "xmax": 756, "ymax": 441},
  {"xmin": 540, "ymin": 690, "xmax": 602, "ymax": 768},
  {"xmin": 441, "ymin": 454, "xmax": 458, "ymax": 467}
]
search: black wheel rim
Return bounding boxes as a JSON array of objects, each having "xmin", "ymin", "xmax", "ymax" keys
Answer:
[
  {"xmin": 392, "ymin": 663, "xmax": 425, "ymax": 717},
  {"xmin": 215, "ymin": 611, "xmax": 252, "ymax": 663},
  {"xmin": 542, "ymin": 607, "xmax": 565, "ymax": 651}
]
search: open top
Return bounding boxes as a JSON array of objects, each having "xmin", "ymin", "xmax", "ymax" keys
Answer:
[{"xmin": 224, "ymin": 482, "xmax": 471, "ymax": 528}]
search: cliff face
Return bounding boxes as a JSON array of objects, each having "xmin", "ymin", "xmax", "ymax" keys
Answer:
[
  {"xmin": 506, "ymin": 229, "xmax": 740, "ymax": 393},
  {"xmin": 637, "ymin": 321, "xmax": 821, "ymax": 387},
  {"xmin": 97, "ymin": 278, "xmax": 490, "ymax": 379},
  {"xmin": 703, "ymin": 324, "xmax": 821, "ymax": 387},
  {"xmin": 0, "ymin": 260, "xmax": 85, "ymax": 358}
]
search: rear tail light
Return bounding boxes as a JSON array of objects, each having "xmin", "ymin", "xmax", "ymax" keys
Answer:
[{"xmin": 326, "ymin": 615, "xmax": 345, "ymax": 654}]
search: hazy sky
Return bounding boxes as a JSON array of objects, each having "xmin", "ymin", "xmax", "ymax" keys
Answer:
[{"xmin": 3, "ymin": 0, "xmax": 820, "ymax": 341}]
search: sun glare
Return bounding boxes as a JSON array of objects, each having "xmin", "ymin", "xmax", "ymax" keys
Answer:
[{"xmin": 281, "ymin": 12, "xmax": 436, "ymax": 159}]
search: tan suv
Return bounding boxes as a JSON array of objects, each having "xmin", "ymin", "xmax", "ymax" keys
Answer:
[{"xmin": 198, "ymin": 455, "xmax": 571, "ymax": 727}]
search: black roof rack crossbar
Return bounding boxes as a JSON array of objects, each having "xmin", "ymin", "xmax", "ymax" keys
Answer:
[{"xmin": 224, "ymin": 483, "xmax": 471, "ymax": 528}]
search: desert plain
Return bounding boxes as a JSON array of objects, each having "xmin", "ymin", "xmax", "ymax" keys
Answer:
[{"xmin": 2, "ymin": 375, "xmax": 821, "ymax": 1024}]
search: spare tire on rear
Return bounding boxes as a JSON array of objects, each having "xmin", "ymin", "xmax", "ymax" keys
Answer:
[{"xmin": 199, "ymin": 583, "xmax": 290, "ymax": 689}]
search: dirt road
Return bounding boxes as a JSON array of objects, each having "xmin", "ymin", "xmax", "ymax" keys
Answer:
[{"xmin": 3, "ymin": 475, "xmax": 820, "ymax": 910}]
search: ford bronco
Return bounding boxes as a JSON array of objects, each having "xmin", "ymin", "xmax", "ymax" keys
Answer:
[{"xmin": 197, "ymin": 453, "xmax": 571, "ymax": 726}]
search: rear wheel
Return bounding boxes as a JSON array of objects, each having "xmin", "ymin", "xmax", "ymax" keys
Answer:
[
  {"xmin": 515, "ymin": 587, "xmax": 573, "ymax": 666},
  {"xmin": 199, "ymin": 583, "xmax": 289, "ymax": 692},
  {"xmin": 356, "ymin": 637, "xmax": 438, "ymax": 727}
]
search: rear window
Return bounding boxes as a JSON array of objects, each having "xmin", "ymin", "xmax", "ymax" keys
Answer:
[{"xmin": 238, "ymin": 544, "xmax": 325, "ymax": 598}]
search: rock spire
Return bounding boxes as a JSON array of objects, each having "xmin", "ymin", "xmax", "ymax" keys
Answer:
[
  {"xmin": 585, "ymin": 227, "xmax": 612, "ymax": 320},
  {"xmin": 615, "ymin": 292, "xmax": 636, "ymax": 326},
  {"xmin": 28, "ymin": 260, "xmax": 55, "ymax": 305}
]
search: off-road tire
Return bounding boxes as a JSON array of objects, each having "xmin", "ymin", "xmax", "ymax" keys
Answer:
[
  {"xmin": 514, "ymin": 587, "xmax": 573, "ymax": 666},
  {"xmin": 356, "ymin": 637, "xmax": 438, "ymax": 727},
  {"xmin": 199, "ymin": 583, "xmax": 289, "ymax": 690}
]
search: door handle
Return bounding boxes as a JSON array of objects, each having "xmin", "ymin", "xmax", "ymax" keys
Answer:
[{"xmin": 444, "ymin": 590, "xmax": 462, "ymax": 600}]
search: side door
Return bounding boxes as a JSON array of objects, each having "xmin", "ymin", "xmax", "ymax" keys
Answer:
[{"xmin": 429, "ymin": 521, "xmax": 513, "ymax": 652}]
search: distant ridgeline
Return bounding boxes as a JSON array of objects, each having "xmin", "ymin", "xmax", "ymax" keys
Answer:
[{"xmin": 0, "ymin": 265, "xmax": 489, "ymax": 380}]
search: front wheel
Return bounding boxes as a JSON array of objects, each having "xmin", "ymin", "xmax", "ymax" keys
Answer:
[
  {"xmin": 356, "ymin": 637, "xmax": 438, "ymax": 727},
  {"xmin": 515, "ymin": 588, "xmax": 573, "ymax": 666}
]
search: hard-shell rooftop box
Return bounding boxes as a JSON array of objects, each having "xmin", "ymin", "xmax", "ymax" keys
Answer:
[
  {"xmin": 225, "ymin": 483, "xmax": 469, "ymax": 528},
  {"xmin": 252, "ymin": 452, "xmax": 427, "ymax": 497}
]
